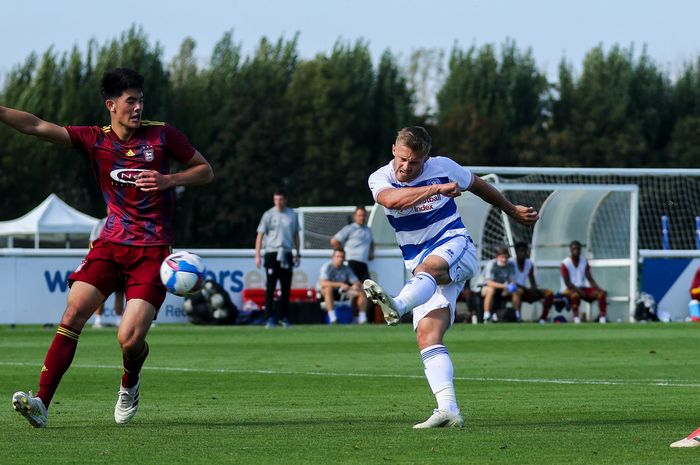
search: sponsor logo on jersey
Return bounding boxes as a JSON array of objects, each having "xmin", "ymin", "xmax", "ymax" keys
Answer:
[{"xmin": 110, "ymin": 168, "xmax": 147, "ymax": 186}]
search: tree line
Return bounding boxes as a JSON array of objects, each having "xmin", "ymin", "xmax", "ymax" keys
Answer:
[{"xmin": 1, "ymin": 27, "xmax": 698, "ymax": 247}]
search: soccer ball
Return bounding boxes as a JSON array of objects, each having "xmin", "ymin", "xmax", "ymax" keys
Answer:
[{"xmin": 160, "ymin": 251, "xmax": 206, "ymax": 296}]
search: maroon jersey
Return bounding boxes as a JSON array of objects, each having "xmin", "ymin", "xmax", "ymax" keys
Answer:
[{"xmin": 65, "ymin": 121, "xmax": 195, "ymax": 246}]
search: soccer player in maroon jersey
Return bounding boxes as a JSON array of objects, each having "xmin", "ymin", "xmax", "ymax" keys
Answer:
[{"xmin": 0, "ymin": 68, "xmax": 213, "ymax": 427}]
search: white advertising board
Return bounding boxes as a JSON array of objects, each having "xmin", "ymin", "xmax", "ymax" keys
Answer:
[{"xmin": 0, "ymin": 249, "xmax": 405, "ymax": 325}]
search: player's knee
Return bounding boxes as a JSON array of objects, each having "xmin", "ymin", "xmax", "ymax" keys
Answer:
[{"xmin": 61, "ymin": 302, "xmax": 93, "ymax": 328}]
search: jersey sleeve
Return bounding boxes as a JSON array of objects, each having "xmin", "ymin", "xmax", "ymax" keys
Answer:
[
  {"xmin": 436, "ymin": 156, "xmax": 473, "ymax": 190},
  {"xmin": 319, "ymin": 262, "xmax": 331, "ymax": 281},
  {"xmin": 333, "ymin": 224, "xmax": 350, "ymax": 243},
  {"xmin": 256, "ymin": 211, "xmax": 269, "ymax": 234},
  {"xmin": 292, "ymin": 211, "xmax": 300, "ymax": 235},
  {"xmin": 368, "ymin": 167, "xmax": 394, "ymax": 201},
  {"xmin": 64, "ymin": 126, "xmax": 101, "ymax": 154},
  {"xmin": 164, "ymin": 124, "xmax": 196, "ymax": 163},
  {"xmin": 484, "ymin": 260, "xmax": 496, "ymax": 281}
]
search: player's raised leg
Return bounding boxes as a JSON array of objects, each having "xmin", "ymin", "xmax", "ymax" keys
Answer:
[{"xmin": 364, "ymin": 272, "xmax": 437, "ymax": 325}]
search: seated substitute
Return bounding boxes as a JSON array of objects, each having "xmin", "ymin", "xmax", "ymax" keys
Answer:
[
  {"xmin": 481, "ymin": 246, "xmax": 519, "ymax": 322},
  {"xmin": 560, "ymin": 240, "xmax": 607, "ymax": 323},
  {"xmin": 318, "ymin": 249, "xmax": 368, "ymax": 324},
  {"xmin": 510, "ymin": 242, "xmax": 554, "ymax": 323}
]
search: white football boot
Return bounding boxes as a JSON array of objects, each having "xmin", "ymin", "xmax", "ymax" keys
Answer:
[
  {"xmin": 363, "ymin": 279, "xmax": 401, "ymax": 326},
  {"xmin": 12, "ymin": 391, "xmax": 48, "ymax": 428},
  {"xmin": 413, "ymin": 409, "xmax": 464, "ymax": 429},
  {"xmin": 114, "ymin": 380, "xmax": 140, "ymax": 424},
  {"xmin": 671, "ymin": 427, "xmax": 700, "ymax": 448}
]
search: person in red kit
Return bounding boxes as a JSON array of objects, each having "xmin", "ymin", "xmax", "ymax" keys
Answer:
[{"xmin": 0, "ymin": 68, "xmax": 213, "ymax": 427}]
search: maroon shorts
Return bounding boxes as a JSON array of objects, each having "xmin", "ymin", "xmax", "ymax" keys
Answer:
[{"xmin": 69, "ymin": 239, "xmax": 171, "ymax": 311}]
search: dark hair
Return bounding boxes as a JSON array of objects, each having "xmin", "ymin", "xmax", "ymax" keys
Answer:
[
  {"xmin": 332, "ymin": 248, "xmax": 346, "ymax": 256},
  {"xmin": 515, "ymin": 241, "xmax": 528, "ymax": 251},
  {"xmin": 569, "ymin": 240, "xmax": 582, "ymax": 248},
  {"xmin": 273, "ymin": 189, "xmax": 288, "ymax": 198},
  {"xmin": 354, "ymin": 206, "xmax": 367, "ymax": 213},
  {"xmin": 395, "ymin": 126, "xmax": 432, "ymax": 156},
  {"xmin": 495, "ymin": 245, "xmax": 509, "ymax": 256},
  {"xmin": 100, "ymin": 68, "xmax": 144, "ymax": 100}
]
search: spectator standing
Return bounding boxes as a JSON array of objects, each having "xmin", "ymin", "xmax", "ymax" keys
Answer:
[{"xmin": 255, "ymin": 189, "xmax": 301, "ymax": 328}]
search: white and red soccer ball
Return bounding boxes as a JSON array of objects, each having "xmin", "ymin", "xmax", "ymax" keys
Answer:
[{"xmin": 160, "ymin": 251, "xmax": 206, "ymax": 296}]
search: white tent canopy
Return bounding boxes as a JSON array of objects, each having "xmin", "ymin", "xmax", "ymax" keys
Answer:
[{"xmin": 0, "ymin": 194, "xmax": 100, "ymax": 248}]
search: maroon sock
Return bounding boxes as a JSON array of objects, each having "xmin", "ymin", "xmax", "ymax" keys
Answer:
[
  {"xmin": 598, "ymin": 294, "xmax": 608, "ymax": 317},
  {"xmin": 37, "ymin": 324, "xmax": 81, "ymax": 408},
  {"xmin": 541, "ymin": 293, "xmax": 554, "ymax": 320},
  {"xmin": 122, "ymin": 342, "xmax": 149, "ymax": 388}
]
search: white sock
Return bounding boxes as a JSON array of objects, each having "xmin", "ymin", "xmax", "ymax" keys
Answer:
[
  {"xmin": 395, "ymin": 272, "xmax": 437, "ymax": 315},
  {"xmin": 421, "ymin": 344, "xmax": 458, "ymax": 413},
  {"xmin": 357, "ymin": 311, "xmax": 367, "ymax": 324},
  {"xmin": 94, "ymin": 314, "xmax": 102, "ymax": 325},
  {"xmin": 328, "ymin": 309, "xmax": 337, "ymax": 323},
  {"xmin": 116, "ymin": 316, "xmax": 122, "ymax": 327}
]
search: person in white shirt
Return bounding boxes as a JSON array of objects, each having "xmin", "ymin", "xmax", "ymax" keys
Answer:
[
  {"xmin": 363, "ymin": 126, "xmax": 538, "ymax": 428},
  {"xmin": 560, "ymin": 240, "xmax": 607, "ymax": 323},
  {"xmin": 510, "ymin": 242, "xmax": 554, "ymax": 323}
]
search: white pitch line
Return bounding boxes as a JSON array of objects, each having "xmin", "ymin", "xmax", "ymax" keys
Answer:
[{"xmin": 2, "ymin": 361, "xmax": 700, "ymax": 388}]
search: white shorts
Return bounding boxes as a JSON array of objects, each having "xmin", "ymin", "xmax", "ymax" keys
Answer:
[{"xmin": 412, "ymin": 236, "xmax": 478, "ymax": 330}]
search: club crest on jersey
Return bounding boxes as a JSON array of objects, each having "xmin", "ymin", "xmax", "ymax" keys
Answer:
[
  {"xmin": 143, "ymin": 146, "xmax": 155, "ymax": 162},
  {"xmin": 110, "ymin": 168, "xmax": 147, "ymax": 186}
]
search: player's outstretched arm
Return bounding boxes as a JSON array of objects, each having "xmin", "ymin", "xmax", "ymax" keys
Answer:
[
  {"xmin": 0, "ymin": 105, "xmax": 71, "ymax": 146},
  {"xmin": 468, "ymin": 177, "xmax": 539, "ymax": 226},
  {"xmin": 376, "ymin": 181, "xmax": 460, "ymax": 210}
]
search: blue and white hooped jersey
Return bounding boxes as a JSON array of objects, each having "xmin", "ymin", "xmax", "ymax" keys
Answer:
[{"xmin": 368, "ymin": 156, "xmax": 474, "ymax": 270}]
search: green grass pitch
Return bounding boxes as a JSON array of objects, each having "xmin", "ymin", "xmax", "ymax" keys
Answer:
[{"xmin": 2, "ymin": 323, "xmax": 700, "ymax": 464}]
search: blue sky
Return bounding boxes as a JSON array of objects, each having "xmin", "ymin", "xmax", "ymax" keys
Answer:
[{"xmin": 2, "ymin": 0, "xmax": 698, "ymax": 81}]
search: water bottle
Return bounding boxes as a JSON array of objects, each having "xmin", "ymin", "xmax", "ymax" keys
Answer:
[{"xmin": 689, "ymin": 300, "xmax": 700, "ymax": 322}]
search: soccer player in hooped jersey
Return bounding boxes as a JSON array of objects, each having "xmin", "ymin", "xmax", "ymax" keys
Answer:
[
  {"xmin": 364, "ymin": 126, "xmax": 538, "ymax": 428},
  {"xmin": 0, "ymin": 68, "xmax": 213, "ymax": 427}
]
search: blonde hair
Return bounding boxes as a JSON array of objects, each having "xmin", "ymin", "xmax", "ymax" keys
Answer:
[{"xmin": 395, "ymin": 126, "xmax": 432, "ymax": 156}]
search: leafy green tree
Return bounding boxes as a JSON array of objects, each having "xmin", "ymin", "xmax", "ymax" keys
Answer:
[{"xmin": 436, "ymin": 40, "xmax": 548, "ymax": 166}]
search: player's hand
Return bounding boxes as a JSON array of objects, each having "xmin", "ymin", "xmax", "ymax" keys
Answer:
[
  {"xmin": 294, "ymin": 255, "xmax": 301, "ymax": 267},
  {"xmin": 439, "ymin": 182, "xmax": 461, "ymax": 198},
  {"xmin": 512, "ymin": 205, "xmax": 539, "ymax": 225},
  {"xmin": 255, "ymin": 256, "xmax": 261, "ymax": 269},
  {"xmin": 135, "ymin": 170, "xmax": 172, "ymax": 192}
]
